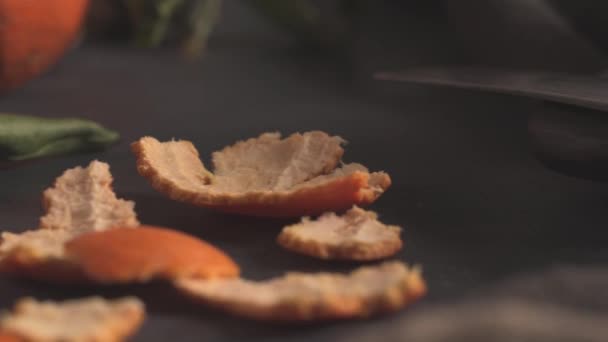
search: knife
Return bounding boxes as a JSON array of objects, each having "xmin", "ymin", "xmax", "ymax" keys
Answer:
[
  {"xmin": 375, "ymin": 67, "xmax": 608, "ymax": 181},
  {"xmin": 375, "ymin": 67, "xmax": 608, "ymax": 113}
]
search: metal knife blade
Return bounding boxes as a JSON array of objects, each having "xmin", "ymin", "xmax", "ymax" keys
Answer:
[{"xmin": 375, "ymin": 67, "xmax": 608, "ymax": 112}]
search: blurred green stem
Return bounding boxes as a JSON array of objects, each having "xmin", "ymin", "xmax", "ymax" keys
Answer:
[
  {"xmin": 182, "ymin": 0, "xmax": 222, "ymax": 58},
  {"xmin": 247, "ymin": 0, "xmax": 347, "ymax": 48},
  {"xmin": 123, "ymin": 0, "xmax": 349, "ymax": 55},
  {"xmin": 127, "ymin": 0, "xmax": 185, "ymax": 47}
]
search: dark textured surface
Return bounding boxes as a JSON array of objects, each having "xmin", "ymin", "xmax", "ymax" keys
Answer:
[
  {"xmin": 1, "ymin": 4, "xmax": 608, "ymax": 339},
  {"xmin": 345, "ymin": 265, "xmax": 608, "ymax": 342}
]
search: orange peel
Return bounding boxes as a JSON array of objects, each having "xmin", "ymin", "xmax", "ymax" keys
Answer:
[
  {"xmin": 0, "ymin": 162, "xmax": 238, "ymax": 284},
  {"xmin": 176, "ymin": 261, "xmax": 425, "ymax": 322},
  {"xmin": 0, "ymin": 297, "xmax": 144, "ymax": 342},
  {"xmin": 0, "ymin": 331, "xmax": 20, "ymax": 342},
  {"xmin": 278, "ymin": 206, "xmax": 403, "ymax": 260},
  {"xmin": 0, "ymin": 160, "xmax": 139, "ymax": 282},
  {"xmin": 131, "ymin": 132, "xmax": 391, "ymax": 217},
  {"xmin": 65, "ymin": 226, "xmax": 239, "ymax": 284},
  {"xmin": 39, "ymin": 160, "xmax": 139, "ymax": 233}
]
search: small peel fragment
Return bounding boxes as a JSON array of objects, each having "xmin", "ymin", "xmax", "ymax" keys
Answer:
[
  {"xmin": 0, "ymin": 230, "xmax": 84, "ymax": 282},
  {"xmin": 277, "ymin": 206, "xmax": 403, "ymax": 260},
  {"xmin": 64, "ymin": 226, "xmax": 240, "ymax": 284},
  {"xmin": 176, "ymin": 261, "xmax": 426, "ymax": 322},
  {"xmin": 131, "ymin": 132, "xmax": 391, "ymax": 217},
  {"xmin": 40, "ymin": 160, "xmax": 139, "ymax": 233},
  {"xmin": 0, "ymin": 297, "xmax": 144, "ymax": 342},
  {"xmin": 0, "ymin": 230, "xmax": 71, "ymax": 260}
]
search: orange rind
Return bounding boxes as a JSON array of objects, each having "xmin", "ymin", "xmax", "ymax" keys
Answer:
[
  {"xmin": 65, "ymin": 226, "xmax": 239, "ymax": 284},
  {"xmin": 0, "ymin": 297, "xmax": 144, "ymax": 342},
  {"xmin": 40, "ymin": 160, "xmax": 139, "ymax": 233},
  {"xmin": 176, "ymin": 261, "xmax": 425, "ymax": 322},
  {"xmin": 0, "ymin": 331, "xmax": 20, "ymax": 342},
  {"xmin": 278, "ymin": 206, "xmax": 403, "ymax": 260},
  {"xmin": 0, "ymin": 162, "xmax": 238, "ymax": 284},
  {"xmin": 131, "ymin": 132, "xmax": 391, "ymax": 217},
  {"xmin": 0, "ymin": 160, "xmax": 139, "ymax": 282}
]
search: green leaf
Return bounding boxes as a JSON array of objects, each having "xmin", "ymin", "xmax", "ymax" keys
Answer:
[{"xmin": 0, "ymin": 114, "xmax": 120, "ymax": 161}]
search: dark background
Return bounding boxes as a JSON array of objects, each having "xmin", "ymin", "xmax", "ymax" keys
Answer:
[{"xmin": 2, "ymin": 1, "xmax": 608, "ymax": 340}]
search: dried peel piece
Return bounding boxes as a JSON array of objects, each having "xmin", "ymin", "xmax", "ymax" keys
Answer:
[
  {"xmin": 0, "ymin": 161, "xmax": 140, "ymax": 282},
  {"xmin": 277, "ymin": 206, "xmax": 402, "ymax": 260},
  {"xmin": 0, "ymin": 161, "xmax": 239, "ymax": 284},
  {"xmin": 212, "ymin": 132, "xmax": 345, "ymax": 191},
  {"xmin": 64, "ymin": 226, "xmax": 239, "ymax": 284},
  {"xmin": 131, "ymin": 132, "xmax": 391, "ymax": 217},
  {"xmin": 0, "ymin": 230, "xmax": 71, "ymax": 260},
  {"xmin": 176, "ymin": 261, "xmax": 426, "ymax": 322},
  {"xmin": 1, "ymin": 297, "xmax": 144, "ymax": 342},
  {"xmin": 0, "ymin": 226, "xmax": 239, "ymax": 284},
  {"xmin": 0, "ymin": 230, "xmax": 84, "ymax": 282},
  {"xmin": 40, "ymin": 160, "xmax": 139, "ymax": 233}
]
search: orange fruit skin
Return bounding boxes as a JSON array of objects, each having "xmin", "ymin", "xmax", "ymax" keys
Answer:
[
  {"xmin": 65, "ymin": 226, "xmax": 240, "ymax": 284},
  {"xmin": 210, "ymin": 172, "xmax": 383, "ymax": 218},
  {"xmin": 0, "ymin": 252, "xmax": 87, "ymax": 284},
  {"xmin": 0, "ymin": 0, "xmax": 89, "ymax": 91},
  {"xmin": 0, "ymin": 332, "xmax": 21, "ymax": 342}
]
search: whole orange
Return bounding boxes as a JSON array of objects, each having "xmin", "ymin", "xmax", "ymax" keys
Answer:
[{"xmin": 0, "ymin": 0, "xmax": 89, "ymax": 92}]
